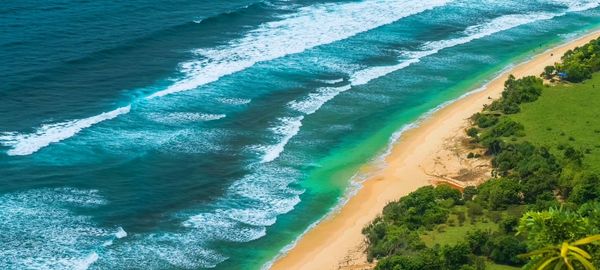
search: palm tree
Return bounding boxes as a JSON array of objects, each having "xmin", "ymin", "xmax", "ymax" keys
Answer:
[{"xmin": 519, "ymin": 234, "xmax": 600, "ymax": 270}]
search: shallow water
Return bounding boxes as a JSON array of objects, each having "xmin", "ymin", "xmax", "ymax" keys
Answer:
[{"xmin": 1, "ymin": 0, "xmax": 599, "ymax": 269}]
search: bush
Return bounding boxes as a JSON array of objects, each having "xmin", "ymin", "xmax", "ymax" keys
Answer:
[
  {"xmin": 466, "ymin": 127, "xmax": 479, "ymax": 138},
  {"xmin": 499, "ymin": 215, "xmax": 519, "ymax": 234},
  {"xmin": 569, "ymin": 174, "xmax": 600, "ymax": 204},
  {"xmin": 564, "ymin": 146, "xmax": 584, "ymax": 166},
  {"xmin": 435, "ymin": 185, "xmax": 462, "ymax": 203},
  {"xmin": 543, "ymin": 65, "xmax": 555, "ymax": 79},
  {"xmin": 473, "ymin": 113, "xmax": 498, "ymax": 128},
  {"xmin": 554, "ymin": 38, "xmax": 600, "ymax": 82},
  {"xmin": 466, "ymin": 229, "xmax": 491, "ymax": 255},
  {"xmin": 363, "ymin": 224, "xmax": 424, "ymax": 261},
  {"xmin": 457, "ymin": 211, "xmax": 466, "ymax": 226},
  {"xmin": 463, "ymin": 186, "xmax": 478, "ymax": 201},
  {"xmin": 488, "ymin": 75, "xmax": 543, "ymax": 114},
  {"xmin": 487, "ymin": 118, "xmax": 524, "ymax": 138},
  {"xmin": 441, "ymin": 243, "xmax": 472, "ymax": 270},
  {"xmin": 466, "ymin": 201, "xmax": 484, "ymax": 220},
  {"xmin": 488, "ymin": 235, "xmax": 527, "ymax": 265},
  {"xmin": 476, "ymin": 178, "xmax": 521, "ymax": 210}
]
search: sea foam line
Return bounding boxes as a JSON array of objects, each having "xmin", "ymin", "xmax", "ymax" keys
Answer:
[
  {"xmin": 256, "ymin": 10, "xmax": 569, "ymax": 164},
  {"xmin": 148, "ymin": 0, "xmax": 451, "ymax": 98},
  {"xmin": 0, "ymin": 106, "xmax": 130, "ymax": 156},
  {"xmin": 4, "ymin": 0, "xmax": 590, "ymax": 157},
  {"xmin": 260, "ymin": 9, "xmax": 600, "ymax": 268},
  {"xmin": 1, "ymin": 0, "xmax": 448, "ymax": 157}
]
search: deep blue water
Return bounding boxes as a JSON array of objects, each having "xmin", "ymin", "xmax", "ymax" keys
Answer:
[{"xmin": 1, "ymin": 0, "xmax": 599, "ymax": 269}]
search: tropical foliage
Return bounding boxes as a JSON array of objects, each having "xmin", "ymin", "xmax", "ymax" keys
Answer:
[
  {"xmin": 519, "ymin": 235, "xmax": 600, "ymax": 270},
  {"xmin": 363, "ymin": 38, "xmax": 600, "ymax": 270},
  {"xmin": 545, "ymin": 38, "xmax": 600, "ymax": 82}
]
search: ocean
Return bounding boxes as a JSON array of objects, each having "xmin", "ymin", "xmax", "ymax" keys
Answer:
[{"xmin": 1, "ymin": 0, "xmax": 599, "ymax": 269}]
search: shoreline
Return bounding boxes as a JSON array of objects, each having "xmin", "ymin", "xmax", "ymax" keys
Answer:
[{"xmin": 269, "ymin": 30, "xmax": 600, "ymax": 270}]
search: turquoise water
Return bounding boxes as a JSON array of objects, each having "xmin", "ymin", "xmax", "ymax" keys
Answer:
[{"xmin": 1, "ymin": 1, "xmax": 600, "ymax": 269}]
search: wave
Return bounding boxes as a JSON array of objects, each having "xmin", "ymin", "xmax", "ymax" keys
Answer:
[
  {"xmin": 147, "ymin": 0, "xmax": 450, "ymax": 98},
  {"xmin": 1, "ymin": 0, "xmax": 448, "ymax": 157},
  {"xmin": 351, "ymin": 11, "xmax": 558, "ymax": 87},
  {"xmin": 0, "ymin": 105, "xmax": 130, "ymax": 156},
  {"xmin": 90, "ymin": 165, "xmax": 303, "ymax": 269},
  {"xmin": 217, "ymin": 97, "xmax": 252, "ymax": 105},
  {"xmin": 74, "ymin": 252, "xmax": 99, "ymax": 270},
  {"xmin": 115, "ymin": 227, "xmax": 128, "ymax": 239},
  {"xmin": 145, "ymin": 112, "xmax": 226, "ymax": 124},
  {"xmin": 0, "ymin": 188, "xmax": 110, "ymax": 270},
  {"xmin": 181, "ymin": 164, "xmax": 303, "ymax": 233},
  {"xmin": 257, "ymin": 116, "xmax": 304, "ymax": 163},
  {"xmin": 553, "ymin": 0, "xmax": 600, "ymax": 12},
  {"xmin": 288, "ymin": 85, "xmax": 351, "ymax": 115},
  {"xmin": 316, "ymin": 78, "xmax": 345, "ymax": 84},
  {"xmin": 253, "ymin": 9, "xmax": 575, "ymax": 164}
]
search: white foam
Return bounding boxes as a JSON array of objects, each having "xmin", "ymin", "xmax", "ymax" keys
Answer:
[
  {"xmin": 74, "ymin": 252, "xmax": 99, "ymax": 270},
  {"xmin": 288, "ymin": 85, "xmax": 351, "ymax": 114},
  {"xmin": 263, "ymin": 10, "xmax": 567, "ymax": 164},
  {"xmin": 1, "ymin": 0, "xmax": 446, "ymax": 157},
  {"xmin": 317, "ymin": 78, "xmax": 345, "ymax": 84},
  {"xmin": 350, "ymin": 11, "xmax": 561, "ymax": 87},
  {"xmin": 259, "ymin": 85, "xmax": 353, "ymax": 164},
  {"xmin": 0, "ymin": 105, "xmax": 130, "ymax": 156},
  {"xmin": 0, "ymin": 188, "xmax": 111, "ymax": 270},
  {"xmin": 181, "ymin": 164, "xmax": 303, "ymax": 243},
  {"xmin": 258, "ymin": 116, "xmax": 304, "ymax": 163},
  {"xmin": 115, "ymin": 227, "xmax": 127, "ymax": 239},
  {"xmin": 552, "ymin": 0, "xmax": 600, "ymax": 12},
  {"xmin": 261, "ymin": 8, "xmax": 600, "ymax": 268},
  {"xmin": 146, "ymin": 112, "xmax": 226, "ymax": 124},
  {"xmin": 217, "ymin": 97, "xmax": 252, "ymax": 105},
  {"xmin": 351, "ymin": 56, "xmax": 424, "ymax": 86},
  {"xmin": 147, "ymin": 0, "xmax": 451, "ymax": 98}
]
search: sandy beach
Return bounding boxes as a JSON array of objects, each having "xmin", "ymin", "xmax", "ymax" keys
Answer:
[{"xmin": 269, "ymin": 30, "xmax": 600, "ymax": 270}]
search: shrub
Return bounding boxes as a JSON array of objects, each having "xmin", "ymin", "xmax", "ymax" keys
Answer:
[
  {"xmin": 466, "ymin": 127, "xmax": 479, "ymax": 138},
  {"xmin": 457, "ymin": 211, "xmax": 466, "ymax": 226},
  {"xmin": 476, "ymin": 178, "xmax": 521, "ymax": 210},
  {"xmin": 542, "ymin": 65, "xmax": 555, "ymax": 79},
  {"xmin": 569, "ymin": 174, "xmax": 600, "ymax": 204},
  {"xmin": 463, "ymin": 186, "xmax": 478, "ymax": 201},
  {"xmin": 488, "ymin": 235, "xmax": 527, "ymax": 265},
  {"xmin": 473, "ymin": 113, "xmax": 498, "ymax": 128},
  {"xmin": 466, "ymin": 201, "xmax": 484, "ymax": 220}
]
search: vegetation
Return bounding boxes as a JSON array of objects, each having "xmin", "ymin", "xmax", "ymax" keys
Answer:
[
  {"xmin": 544, "ymin": 38, "xmax": 600, "ymax": 82},
  {"xmin": 363, "ymin": 38, "xmax": 600, "ymax": 270},
  {"xmin": 519, "ymin": 235, "xmax": 600, "ymax": 270}
]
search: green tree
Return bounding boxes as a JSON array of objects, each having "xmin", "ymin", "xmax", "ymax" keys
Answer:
[
  {"xmin": 518, "ymin": 208, "xmax": 593, "ymax": 250},
  {"xmin": 543, "ymin": 65, "xmax": 556, "ymax": 79},
  {"xmin": 476, "ymin": 178, "xmax": 521, "ymax": 210},
  {"xmin": 570, "ymin": 175, "xmax": 600, "ymax": 205},
  {"xmin": 463, "ymin": 186, "xmax": 478, "ymax": 201}
]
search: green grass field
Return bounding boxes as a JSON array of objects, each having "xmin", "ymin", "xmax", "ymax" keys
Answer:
[
  {"xmin": 510, "ymin": 73, "xmax": 600, "ymax": 172},
  {"xmin": 421, "ymin": 206, "xmax": 497, "ymax": 247},
  {"xmin": 420, "ymin": 205, "xmax": 525, "ymax": 270},
  {"xmin": 420, "ymin": 205, "xmax": 525, "ymax": 247}
]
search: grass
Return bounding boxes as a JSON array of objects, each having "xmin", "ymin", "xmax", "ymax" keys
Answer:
[
  {"xmin": 509, "ymin": 73, "xmax": 600, "ymax": 173},
  {"xmin": 420, "ymin": 205, "xmax": 525, "ymax": 270},
  {"xmin": 421, "ymin": 205, "xmax": 525, "ymax": 247},
  {"xmin": 420, "ymin": 206, "xmax": 498, "ymax": 247}
]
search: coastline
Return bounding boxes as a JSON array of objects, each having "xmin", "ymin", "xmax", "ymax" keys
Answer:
[{"xmin": 269, "ymin": 30, "xmax": 600, "ymax": 270}]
